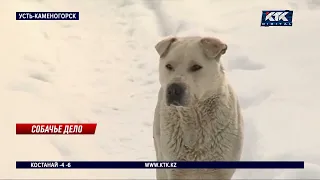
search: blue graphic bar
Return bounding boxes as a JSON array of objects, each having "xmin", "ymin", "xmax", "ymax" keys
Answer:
[{"xmin": 16, "ymin": 161, "xmax": 304, "ymax": 169}]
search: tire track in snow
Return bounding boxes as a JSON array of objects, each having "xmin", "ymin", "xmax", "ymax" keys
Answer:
[{"xmin": 142, "ymin": 0, "xmax": 176, "ymax": 36}]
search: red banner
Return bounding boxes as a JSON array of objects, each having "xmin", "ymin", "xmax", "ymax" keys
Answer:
[{"xmin": 16, "ymin": 123, "xmax": 97, "ymax": 135}]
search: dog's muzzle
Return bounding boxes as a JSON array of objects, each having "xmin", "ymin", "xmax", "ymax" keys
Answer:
[{"xmin": 166, "ymin": 83, "xmax": 186, "ymax": 106}]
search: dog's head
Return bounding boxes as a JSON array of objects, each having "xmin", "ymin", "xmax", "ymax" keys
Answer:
[{"xmin": 155, "ymin": 36, "xmax": 227, "ymax": 107}]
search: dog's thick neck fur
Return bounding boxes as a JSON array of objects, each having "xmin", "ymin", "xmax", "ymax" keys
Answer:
[{"xmin": 159, "ymin": 81, "xmax": 241, "ymax": 161}]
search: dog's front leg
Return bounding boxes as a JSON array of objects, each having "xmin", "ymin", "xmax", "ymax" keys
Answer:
[
  {"xmin": 154, "ymin": 89, "xmax": 168, "ymax": 179},
  {"xmin": 153, "ymin": 119, "xmax": 167, "ymax": 179}
]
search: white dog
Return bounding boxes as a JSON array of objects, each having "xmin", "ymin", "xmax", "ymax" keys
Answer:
[{"xmin": 153, "ymin": 36, "xmax": 243, "ymax": 179}]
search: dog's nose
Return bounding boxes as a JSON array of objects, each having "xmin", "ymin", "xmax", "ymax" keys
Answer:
[{"xmin": 166, "ymin": 83, "xmax": 185, "ymax": 106}]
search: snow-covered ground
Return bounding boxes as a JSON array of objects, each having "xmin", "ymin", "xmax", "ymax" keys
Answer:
[{"xmin": 1, "ymin": 0, "xmax": 320, "ymax": 179}]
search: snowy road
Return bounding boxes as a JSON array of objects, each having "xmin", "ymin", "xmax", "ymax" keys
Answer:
[{"xmin": 1, "ymin": 0, "xmax": 320, "ymax": 179}]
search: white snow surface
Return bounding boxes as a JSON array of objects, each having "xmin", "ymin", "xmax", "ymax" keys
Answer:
[{"xmin": 1, "ymin": 0, "xmax": 320, "ymax": 179}]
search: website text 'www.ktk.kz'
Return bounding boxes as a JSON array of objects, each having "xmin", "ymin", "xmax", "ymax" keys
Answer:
[{"xmin": 145, "ymin": 162, "xmax": 177, "ymax": 168}]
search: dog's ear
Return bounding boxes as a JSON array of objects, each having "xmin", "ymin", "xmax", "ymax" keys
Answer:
[
  {"xmin": 155, "ymin": 37, "xmax": 177, "ymax": 58},
  {"xmin": 199, "ymin": 37, "xmax": 227, "ymax": 60}
]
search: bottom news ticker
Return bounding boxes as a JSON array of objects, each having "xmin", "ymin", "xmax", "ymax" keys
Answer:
[{"xmin": 16, "ymin": 161, "xmax": 304, "ymax": 169}]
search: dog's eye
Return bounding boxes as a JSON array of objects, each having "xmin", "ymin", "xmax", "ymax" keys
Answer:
[
  {"xmin": 190, "ymin": 64, "xmax": 202, "ymax": 72},
  {"xmin": 165, "ymin": 64, "xmax": 174, "ymax": 71}
]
